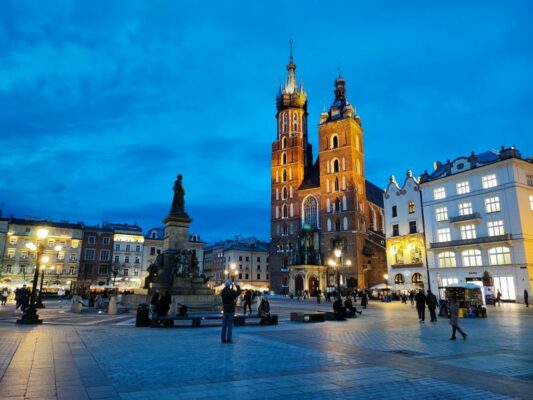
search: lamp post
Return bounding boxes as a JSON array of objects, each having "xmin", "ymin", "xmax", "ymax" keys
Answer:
[
  {"xmin": 384, "ymin": 273, "xmax": 389, "ymax": 302},
  {"xmin": 17, "ymin": 228, "xmax": 49, "ymax": 324},
  {"xmin": 36, "ymin": 245, "xmax": 62, "ymax": 308},
  {"xmin": 334, "ymin": 249, "xmax": 342, "ymax": 298}
]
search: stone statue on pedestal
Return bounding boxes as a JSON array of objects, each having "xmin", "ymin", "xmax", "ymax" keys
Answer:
[{"xmin": 169, "ymin": 174, "xmax": 188, "ymax": 218}]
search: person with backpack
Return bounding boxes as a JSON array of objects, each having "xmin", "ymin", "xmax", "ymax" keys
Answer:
[{"xmin": 220, "ymin": 280, "xmax": 241, "ymax": 344}]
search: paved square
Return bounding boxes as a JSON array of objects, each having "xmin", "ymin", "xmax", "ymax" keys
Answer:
[{"xmin": 0, "ymin": 298, "xmax": 532, "ymax": 399}]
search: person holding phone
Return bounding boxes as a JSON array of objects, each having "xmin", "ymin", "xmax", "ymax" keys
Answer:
[{"xmin": 221, "ymin": 279, "xmax": 241, "ymax": 344}]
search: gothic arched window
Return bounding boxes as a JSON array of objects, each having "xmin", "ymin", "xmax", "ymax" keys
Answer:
[
  {"xmin": 282, "ymin": 187, "xmax": 288, "ymax": 200},
  {"xmin": 282, "ymin": 169, "xmax": 287, "ymax": 182},
  {"xmin": 303, "ymin": 196, "xmax": 318, "ymax": 228},
  {"xmin": 281, "ymin": 137, "xmax": 287, "ymax": 149},
  {"xmin": 334, "ymin": 178, "xmax": 340, "ymax": 191},
  {"xmin": 293, "ymin": 113, "xmax": 298, "ymax": 132},
  {"xmin": 394, "ymin": 274, "xmax": 405, "ymax": 284},
  {"xmin": 283, "ymin": 113, "xmax": 288, "ymax": 133},
  {"xmin": 331, "ymin": 135, "xmax": 339, "ymax": 149},
  {"xmin": 332, "ymin": 159, "xmax": 340, "ymax": 173},
  {"xmin": 282, "ymin": 204, "xmax": 288, "ymax": 219},
  {"xmin": 281, "ymin": 153, "xmax": 287, "ymax": 165}
]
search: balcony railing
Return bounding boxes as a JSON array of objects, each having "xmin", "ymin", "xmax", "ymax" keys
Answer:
[
  {"xmin": 430, "ymin": 233, "xmax": 512, "ymax": 249},
  {"xmin": 391, "ymin": 262, "xmax": 424, "ymax": 268},
  {"xmin": 449, "ymin": 212, "xmax": 481, "ymax": 224}
]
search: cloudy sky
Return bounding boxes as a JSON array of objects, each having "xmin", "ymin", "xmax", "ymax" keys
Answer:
[{"xmin": 0, "ymin": 1, "xmax": 531, "ymax": 243}]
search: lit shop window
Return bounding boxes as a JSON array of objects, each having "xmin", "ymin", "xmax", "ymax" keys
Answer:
[
  {"xmin": 437, "ymin": 228, "xmax": 451, "ymax": 243},
  {"xmin": 462, "ymin": 249, "xmax": 482, "ymax": 267},
  {"xmin": 485, "ymin": 196, "xmax": 501, "ymax": 213},
  {"xmin": 435, "ymin": 207, "xmax": 448, "ymax": 222},
  {"xmin": 487, "ymin": 220, "xmax": 505, "ymax": 237},
  {"xmin": 458, "ymin": 202, "xmax": 472, "ymax": 216},
  {"xmin": 456, "ymin": 181, "xmax": 470, "ymax": 195},
  {"xmin": 433, "ymin": 187, "xmax": 446, "ymax": 200},
  {"xmin": 438, "ymin": 251, "xmax": 456, "ymax": 268},
  {"xmin": 460, "ymin": 224, "xmax": 476, "ymax": 240},
  {"xmin": 488, "ymin": 247, "xmax": 511, "ymax": 265},
  {"xmin": 482, "ymin": 174, "xmax": 498, "ymax": 189}
]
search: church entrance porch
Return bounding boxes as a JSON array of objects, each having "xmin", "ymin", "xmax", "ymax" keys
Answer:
[
  {"xmin": 288, "ymin": 265, "xmax": 328, "ymax": 297},
  {"xmin": 308, "ymin": 276, "xmax": 320, "ymax": 296},
  {"xmin": 295, "ymin": 275, "xmax": 304, "ymax": 294}
]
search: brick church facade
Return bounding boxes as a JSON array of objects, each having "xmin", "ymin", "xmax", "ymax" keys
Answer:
[{"xmin": 269, "ymin": 50, "xmax": 387, "ymax": 294}]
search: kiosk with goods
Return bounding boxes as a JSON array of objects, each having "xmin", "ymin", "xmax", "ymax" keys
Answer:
[{"xmin": 441, "ymin": 283, "xmax": 487, "ymax": 318}]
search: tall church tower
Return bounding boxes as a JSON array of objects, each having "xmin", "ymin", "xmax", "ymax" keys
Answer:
[
  {"xmin": 317, "ymin": 75, "xmax": 369, "ymax": 288},
  {"xmin": 270, "ymin": 45, "xmax": 312, "ymax": 293}
]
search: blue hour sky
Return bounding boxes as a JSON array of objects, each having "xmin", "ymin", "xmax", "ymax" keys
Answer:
[{"xmin": 0, "ymin": 1, "xmax": 531, "ymax": 243}]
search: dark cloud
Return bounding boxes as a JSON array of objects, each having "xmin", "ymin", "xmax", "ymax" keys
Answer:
[{"xmin": 1, "ymin": 0, "xmax": 532, "ymax": 242}]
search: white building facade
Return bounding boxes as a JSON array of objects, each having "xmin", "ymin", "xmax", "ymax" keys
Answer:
[
  {"xmin": 420, "ymin": 147, "xmax": 533, "ymax": 302},
  {"xmin": 383, "ymin": 171, "xmax": 428, "ymax": 292}
]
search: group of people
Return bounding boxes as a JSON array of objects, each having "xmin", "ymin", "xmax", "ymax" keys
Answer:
[
  {"xmin": 150, "ymin": 290, "xmax": 172, "ymax": 318},
  {"xmin": 412, "ymin": 289, "xmax": 466, "ymax": 340},
  {"xmin": 332, "ymin": 295, "xmax": 362, "ymax": 319}
]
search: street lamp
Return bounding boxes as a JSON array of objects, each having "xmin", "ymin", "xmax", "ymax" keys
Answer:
[
  {"xmin": 17, "ymin": 228, "xmax": 49, "ymax": 324},
  {"xmin": 36, "ymin": 245, "xmax": 62, "ymax": 309},
  {"xmin": 334, "ymin": 249, "xmax": 343, "ymax": 297},
  {"xmin": 229, "ymin": 262, "xmax": 236, "ymax": 281}
]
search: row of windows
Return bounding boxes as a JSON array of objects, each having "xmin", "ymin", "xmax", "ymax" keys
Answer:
[
  {"xmin": 391, "ymin": 202, "xmax": 416, "ymax": 218},
  {"xmin": 276, "ymin": 243, "xmax": 293, "ymax": 252},
  {"xmin": 433, "ymin": 174, "xmax": 498, "ymax": 200},
  {"xmin": 114, "ymin": 244, "xmax": 142, "ymax": 252},
  {"xmin": 226, "ymin": 256, "xmax": 264, "ymax": 262},
  {"xmin": 393, "ymin": 272, "xmax": 424, "ymax": 284},
  {"xmin": 435, "ymin": 196, "xmax": 501, "ymax": 221},
  {"xmin": 437, "ymin": 247, "xmax": 511, "ymax": 267},
  {"xmin": 436, "ymin": 220, "xmax": 505, "ymax": 242},
  {"xmin": 391, "ymin": 221, "xmax": 418, "ymax": 236},
  {"xmin": 279, "ymin": 111, "xmax": 303, "ymax": 135},
  {"xmin": 3, "ymin": 265, "xmax": 77, "ymax": 275},
  {"xmin": 84, "ymin": 249, "xmax": 111, "ymax": 261},
  {"xmin": 6, "ymin": 249, "xmax": 76, "ymax": 261},
  {"xmin": 113, "ymin": 255, "xmax": 141, "ymax": 264},
  {"xmin": 87, "ymin": 236, "xmax": 111, "ymax": 245},
  {"xmin": 8, "ymin": 237, "xmax": 78, "ymax": 248},
  {"xmin": 276, "ymin": 186, "xmax": 294, "ymax": 200}
]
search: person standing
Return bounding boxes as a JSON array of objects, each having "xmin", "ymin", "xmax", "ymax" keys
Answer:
[
  {"xmin": 243, "ymin": 290, "xmax": 252, "ymax": 315},
  {"xmin": 361, "ymin": 292, "xmax": 368, "ymax": 309},
  {"xmin": 449, "ymin": 296, "xmax": 467, "ymax": 340},
  {"xmin": 409, "ymin": 290, "xmax": 415, "ymax": 307},
  {"xmin": 495, "ymin": 290, "xmax": 502, "ymax": 306},
  {"xmin": 525, "ymin": 290, "xmax": 529, "ymax": 308},
  {"xmin": 221, "ymin": 279, "xmax": 241, "ymax": 344},
  {"xmin": 415, "ymin": 289, "xmax": 426, "ymax": 322},
  {"xmin": 426, "ymin": 290, "xmax": 438, "ymax": 322}
]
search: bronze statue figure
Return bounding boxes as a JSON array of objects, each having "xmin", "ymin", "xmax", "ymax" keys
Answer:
[{"xmin": 169, "ymin": 174, "xmax": 187, "ymax": 217}]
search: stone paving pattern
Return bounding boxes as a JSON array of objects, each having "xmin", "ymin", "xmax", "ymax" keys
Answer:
[{"xmin": 0, "ymin": 298, "xmax": 532, "ymax": 399}]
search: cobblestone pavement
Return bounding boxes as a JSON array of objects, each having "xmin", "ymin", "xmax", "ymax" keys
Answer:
[{"xmin": 0, "ymin": 298, "xmax": 532, "ymax": 399}]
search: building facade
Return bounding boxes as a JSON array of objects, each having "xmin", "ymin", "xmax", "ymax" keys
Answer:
[
  {"xmin": 108, "ymin": 224, "xmax": 145, "ymax": 289},
  {"xmin": 269, "ymin": 52, "xmax": 386, "ymax": 294},
  {"xmin": 78, "ymin": 225, "xmax": 114, "ymax": 291},
  {"xmin": 420, "ymin": 147, "xmax": 533, "ymax": 302},
  {"xmin": 383, "ymin": 171, "xmax": 428, "ymax": 292},
  {"xmin": 0, "ymin": 218, "xmax": 83, "ymax": 290},
  {"xmin": 203, "ymin": 237, "xmax": 270, "ymax": 291}
]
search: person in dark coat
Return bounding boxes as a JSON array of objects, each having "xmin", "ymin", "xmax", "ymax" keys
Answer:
[
  {"xmin": 243, "ymin": 290, "xmax": 252, "ymax": 315},
  {"xmin": 449, "ymin": 296, "xmax": 467, "ymax": 340},
  {"xmin": 344, "ymin": 296, "xmax": 359, "ymax": 317},
  {"xmin": 426, "ymin": 290, "xmax": 438, "ymax": 322},
  {"xmin": 220, "ymin": 280, "xmax": 241, "ymax": 344},
  {"xmin": 495, "ymin": 290, "xmax": 502, "ymax": 306},
  {"xmin": 414, "ymin": 289, "xmax": 426, "ymax": 322},
  {"xmin": 524, "ymin": 290, "xmax": 529, "ymax": 308},
  {"xmin": 332, "ymin": 297, "xmax": 346, "ymax": 320},
  {"xmin": 409, "ymin": 290, "xmax": 415, "ymax": 307},
  {"xmin": 156, "ymin": 290, "xmax": 171, "ymax": 317},
  {"xmin": 361, "ymin": 292, "xmax": 368, "ymax": 309}
]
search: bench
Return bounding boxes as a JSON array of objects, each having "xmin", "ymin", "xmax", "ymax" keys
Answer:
[
  {"xmin": 151, "ymin": 313, "xmax": 222, "ymax": 327},
  {"xmin": 234, "ymin": 314, "xmax": 279, "ymax": 326},
  {"xmin": 290, "ymin": 311, "xmax": 326, "ymax": 323}
]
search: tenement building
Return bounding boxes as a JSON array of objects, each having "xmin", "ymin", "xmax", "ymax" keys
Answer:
[
  {"xmin": 0, "ymin": 218, "xmax": 83, "ymax": 291},
  {"xmin": 383, "ymin": 171, "xmax": 428, "ymax": 292},
  {"xmin": 107, "ymin": 223, "xmax": 145, "ymax": 289},
  {"xmin": 416, "ymin": 147, "xmax": 532, "ymax": 302},
  {"xmin": 78, "ymin": 225, "xmax": 114, "ymax": 291},
  {"xmin": 203, "ymin": 236, "xmax": 270, "ymax": 291},
  {"xmin": 269, "ymin": 51, "xmax": 386, "ymax": 294}
]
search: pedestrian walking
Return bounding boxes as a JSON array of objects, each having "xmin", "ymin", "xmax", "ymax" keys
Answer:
[
  {"xmin": 415, "ymin": 289, "xmax": 426, "ymax": 322},
  {"xmin": 426, "ymin": 290, "xmax": 438, "ymax": 322},
  {"xmin": 524, "ymin": 290, "xmax": 529, "ymax": 308},
  {"xmin": 409, "ymin": 290, "xmax": 415, "ymax": 307},
  {"xmin": 220, "ymin": 279, "xmax": 241, "ymax": 344},
  {"xmin": 495, "ymin": 290, "xmax": 502, "ymax": 306},
  {"xmin": 449, "ymin": 296, "xmax": 467, "ymax": 340},
  {"xmin": 361, "ymin": 292, "xmax": 368, "ymax": 309},
  {"xmin": 1, "ymin": 288, "xmax": 8, "ymax": 305},
  {"xmin": 243, "ymin": 290, "xmax": 252, "ymax": 315}
]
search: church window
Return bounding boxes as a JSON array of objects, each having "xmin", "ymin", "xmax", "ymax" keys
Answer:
[
  {"xmin": 327, "ymin": 219, "xmax": 332, "ymax": 231},
  {"xmin": 275, "ymin": 206, "xmax": 279, "ymax": 219},
  {"xmin": 283, "ymin": 113, "xmax": 288, "ymax": 133},
  {"xmin": 282, "ymin": 205, "xmax": 288, "ymax": 219},
  {"xmin": 282, "ymin": 225, "xmax": 288, "ymax": 236},
  {"xmin": 356, "ymin": 159, "xmax": 361, "ymax": 175},
  {"xmin": 281, "ymin": 136, "xmax": 287, "ymax": 149},
  {"xmin": 371, "ymin": 208, "xmax": 377, "ymax": 230},
  {"xmin": 334, "ymin": 178, "xmax": 340, "ymax": 192},
  {"xmin": 326, "ymin": 179, "xmax": 330, "ymax": 193},
  {"xmin": 343, "ymin": 217, "xmax": 348, "ymax": 230},
  {"xmin": 303, "ymin": 196, "xmax": 318, "ymax": 228},
  {"xmin": 290, "ymin": 203, "xmax": 294, "ymax": 217},
  {"xmin": 342, "ymin": 196, "xmax": 347, "ymax": 211},
  {"xmin": 326, "ymin": 198, "xmax": 331, "ymax": 212},
  {"xmin": 282, "ymin": 169, "xmax": 287, "ymax": 182},
  {"xmin": 290, "ymin": 186, "xmax": 293, "ymax": 198},
  {"xmin": 335, "ymin": 198, "xmax": 341, "ymax": 212},
  {"xmin": 276, "ymin": 188, "xmax": 279, "ymax": 200},
  {"xmin": 290, "ymin": 224, "xmax": 294, "ymax": 234},
  {"xmin": 342, "ymin": 157, "xmax": 346, "ymax": 171},
  {"xmin": 332, "ymin": 159, "xmax": 340, "ymax": 173},
  {"xmin": 408, "ymin": 201, "xmax": 415, "ymax": 214},
  {"xmin": 293, "ymin": 113, "xmax": 298, "ymax": 131},
  {"xmin": 331, "ymin": 135, "xmax": 339, "ymax": 149},
  {"xmin": 342, "ymin": 176, "xmax": 346, "ymax": 190},
  {"xmin": 335, "ymin": 219, "xmax": 341, "ymax": 232},
  {"xmin": 282, "ymin": 187, "xmax": 288, "ymax": 200},
  {"xmin": 281, "ymin": 153, "xmax": 287, "ymax": 165}
]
